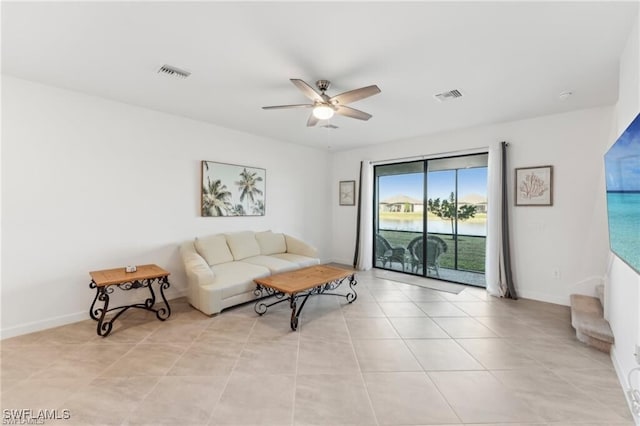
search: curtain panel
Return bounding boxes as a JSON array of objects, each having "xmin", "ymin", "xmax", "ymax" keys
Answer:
[
  {"xmin": 354, "ymin": 160, "xmax": 374, "ymax": 270},
  {"xmin": 485, "ymin": 142, "xmax": 517, "ymax": 298}
]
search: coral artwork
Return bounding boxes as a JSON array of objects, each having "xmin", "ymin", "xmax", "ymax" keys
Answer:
[
  {"xmin": 519, "ymin": 172, "xmax": 549, "ymax": 199},
  {"xmin": 515, "ymin": 166, "xmax": 553, "ymax": 206}
]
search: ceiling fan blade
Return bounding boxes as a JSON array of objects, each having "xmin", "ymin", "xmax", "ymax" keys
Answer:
[
  {"xmin": 330, "ymin": 85, "xmax": 381, "ymax": 105},
  {"xmin": 290, "ymin": 79, "xmax": 323, "ymax": 102},
  {"xmin": 262, "ymin": 104, "xmax": 313, "ymax": 110},
  {"xmin": 306, "ymin": 113, "xmax": 319, "ymax": 127},
  {"xmin": 334, "ymin": 105, "xmax": 372, "ymax": 121}
]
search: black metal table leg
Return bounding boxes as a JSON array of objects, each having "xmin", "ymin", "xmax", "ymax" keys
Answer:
[
  {"xmin": 155, "ymin": 276, "xmax": 171, "ymax": 320},
  {"xmin": 346, "ymin": 274, "xmax": 358, "ymax": 303},
  {"xmin": 95, "ymin": 286, "xmax": 114, "ymax": 337},
  {"xmin": 290, "ymin": 290, "xmax": 315, "ymax": 331},
  {"xmin": 254, "ymin": 285, "xmax": 290, "ymax": 315},
  {"xmin": 290, "ymin": 295, "xmax": 298, "ymax": 330},
  {"xmin": 89, "ymin": 280, "xmax": 100, "ymax": 321}
]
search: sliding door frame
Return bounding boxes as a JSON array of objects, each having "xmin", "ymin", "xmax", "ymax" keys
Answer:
[{"xmin": 372, "ymin": 152, "xmax": 488, "ymax": 286}]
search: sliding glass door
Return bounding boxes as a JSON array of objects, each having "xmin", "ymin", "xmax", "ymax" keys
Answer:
[{"xmin": 374, "ymin": 153, "xmax": 488, "ymax": 287}]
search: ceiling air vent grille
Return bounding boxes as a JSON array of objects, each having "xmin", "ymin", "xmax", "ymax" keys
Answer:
[
  {"xmin": 157, "ymin": 64, "xmax": 191, "ymax": 79},
  {"xmin": 434, "ymin": 89, "xmax": 463, "ymax": 102}
]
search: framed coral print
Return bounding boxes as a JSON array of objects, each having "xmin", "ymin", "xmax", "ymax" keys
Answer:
[{"xmin": 515, "ymin": 165, "xmax": 553, "ymax": 206}]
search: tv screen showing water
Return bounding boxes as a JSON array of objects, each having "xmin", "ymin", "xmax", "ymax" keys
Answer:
[{"xmin": 604, "ymin": 112, "xmax": 640, "ymax": 273}]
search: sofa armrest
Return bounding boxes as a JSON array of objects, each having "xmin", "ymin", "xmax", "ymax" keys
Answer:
[
  {"xmin": 284, "ymin": 234, "xmax": 318, "ymax": 258},
  {"xmin": 180, "ymin": 242, "xmax": 215, "ymax": 287}
]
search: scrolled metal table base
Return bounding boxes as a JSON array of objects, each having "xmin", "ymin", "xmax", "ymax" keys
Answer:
[
  {"xmin": 254, "ymin": 274, "xmax": 357, "ymax": 331},
  {"xmin": 89, "ymin": 276, "xmax": 171, "ymax": 337}
]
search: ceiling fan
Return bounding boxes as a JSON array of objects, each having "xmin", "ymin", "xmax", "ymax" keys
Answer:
[{"xmin": 262, "ymin": 79, "xmax": 381, "ymax": 127}]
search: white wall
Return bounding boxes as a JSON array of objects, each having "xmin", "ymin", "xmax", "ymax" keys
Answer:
[
  {"xmin": 609, "ymin": 10, "xmax": 640, "ymax": 424},
  {"xmin": 1, "ymin": 76, "xmax": 330, "ymax": 338},
  {"xmin": 330, "ymin": 106, "xmax": 613, "ymax": 306}
]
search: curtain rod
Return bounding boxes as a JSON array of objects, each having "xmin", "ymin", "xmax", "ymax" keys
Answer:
[{"xmin": 370, "ymin": 146, "xmax": 491, "ymax": 166}]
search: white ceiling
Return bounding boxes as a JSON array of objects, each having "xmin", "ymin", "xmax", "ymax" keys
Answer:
[{"xmin": 2, "ymin": 2, "xmax": 637, "ymax": 150}]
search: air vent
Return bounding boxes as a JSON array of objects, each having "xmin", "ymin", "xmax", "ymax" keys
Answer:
[
  {"xmin": 320, "ymin": 124, "xmax": 339, "ymax": 129},
  {"xmin": 157, "ymin": 64, "xmax": 191, "ymax": 79},
  {"xmin": 434, "ymin": 89, "xmax": 463, "ymax": 102}
]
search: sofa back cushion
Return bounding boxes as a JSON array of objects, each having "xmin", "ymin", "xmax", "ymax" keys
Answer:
[
  {"xmin": 225, "ymin": 231, "xmax": 261, "ymax": 260},
  {"xmin": 255, "ymin": 231, "xmax": 287, "ymax": 255},
  {"xmin": 194, "ymin": 234, "xmax": 233, "ymax": 266}
]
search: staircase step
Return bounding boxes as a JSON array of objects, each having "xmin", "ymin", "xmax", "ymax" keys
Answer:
[{"xmin": 570, "ymin": 294, "xmax": 614, "ymax": 353}]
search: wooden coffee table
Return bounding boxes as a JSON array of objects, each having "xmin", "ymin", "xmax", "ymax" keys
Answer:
[{"xmin": 253, "ymin": 264, "xmax": 357, "ymax": 330}]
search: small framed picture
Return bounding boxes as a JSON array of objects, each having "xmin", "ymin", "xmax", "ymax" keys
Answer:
[
  {"xmin": 515, "ymin": 165, "xmax": 553, "ymax": 206},
  {"xmin": 339, "ymin": 180, "xmax": 356, "ymax": 206}
]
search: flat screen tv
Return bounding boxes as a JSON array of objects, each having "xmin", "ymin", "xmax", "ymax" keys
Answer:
[{"xmin": 604, "ymin": 112, "xmax": 640, "ymax": 273}]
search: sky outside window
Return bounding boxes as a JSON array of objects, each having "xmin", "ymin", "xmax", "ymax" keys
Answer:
[{"xmin": 379, "ymin": 167, "xmax": 488, "ymax": 201}]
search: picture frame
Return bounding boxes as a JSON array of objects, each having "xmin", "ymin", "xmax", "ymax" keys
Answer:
[
  {"xmin": 515, "ymin": 165, "xmax": 553, "ymax": 206},
  {"xmin": 201, "ymin": 161, "xmax": 266, "ymax": 216},
  {"xmin": 339, "ymin": 180, "xmax": 356, "ymax": 206}
]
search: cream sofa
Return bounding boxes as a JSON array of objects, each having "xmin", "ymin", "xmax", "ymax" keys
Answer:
[{"xmin": 180, "ymin": 230, "xmax": 320, "ymax": 315}]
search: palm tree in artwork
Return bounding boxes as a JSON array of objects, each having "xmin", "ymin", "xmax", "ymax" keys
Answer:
[
  {"xmin": 202, "ymin": 177, "xmax": 232, "ymax": 216},
  {"xmin": 230, "ymin": 204, "xmax": 246, "ymax": 216},
  {"xmin": 252, "ymin": 199, "xmax": 265, "ymax": 215},
  {"xmin": 235, "ymin": 168, "xmax": 264, "ymax": 212}
]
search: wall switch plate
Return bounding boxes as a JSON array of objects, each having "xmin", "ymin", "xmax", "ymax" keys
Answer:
[{"xmin": 635, "ymin": 345, "xmax": 640, "ymax": 365}]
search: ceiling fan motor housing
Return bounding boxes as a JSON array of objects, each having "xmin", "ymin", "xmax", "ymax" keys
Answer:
[{"xmin": 316, "ymin": 80, "xmax": 331, "ymax": 92}]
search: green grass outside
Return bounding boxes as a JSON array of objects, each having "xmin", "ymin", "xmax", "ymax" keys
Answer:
[{"xmin": 378, "ymin": 230, "xmax": 486, "ymax": 273}]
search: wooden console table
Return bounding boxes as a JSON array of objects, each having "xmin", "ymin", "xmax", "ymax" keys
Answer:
[{"xmin": 89, "ymin": 264, "xmax": 171, "ymax": 337}]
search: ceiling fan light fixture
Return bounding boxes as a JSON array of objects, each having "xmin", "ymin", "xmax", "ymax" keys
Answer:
[{"xmin": 313, "ymin": 105, "xmax": 334, "ymax": 120}]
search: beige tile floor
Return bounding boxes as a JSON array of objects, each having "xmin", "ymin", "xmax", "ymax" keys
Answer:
[{"xmin": 0, "ymin": 270, "xmax": 634, "ymax": 425}]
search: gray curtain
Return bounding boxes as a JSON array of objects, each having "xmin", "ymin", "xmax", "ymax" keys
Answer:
[
  {"xmin": 501, "ymin": 141, "xmax": 517, "ymax": 299},
  {"xmin": 353, "ymin": 161, "xmax": 364, "ymax": 268}
]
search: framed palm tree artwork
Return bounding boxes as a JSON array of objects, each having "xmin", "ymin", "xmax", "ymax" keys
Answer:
[{"xmin": 201, "ymin": 161, "xmax": 266, "ymax": 216}]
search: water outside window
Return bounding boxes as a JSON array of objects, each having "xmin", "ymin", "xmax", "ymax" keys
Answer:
[{"xmin": 374, "ymin": 154, "xmax": 488, "ymax": 287}]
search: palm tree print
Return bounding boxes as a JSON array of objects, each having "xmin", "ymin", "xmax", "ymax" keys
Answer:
[
  {"xmin": 252, "ymin": 199, "xmax": 265, "ymax": 215},
  {"xmin": 235, "ymin": 168, "xmax": 264, "ymax": 211},
  {"xmin": 202, "ymin": 177, "xmax": 232, "ymax": 216},
  {"xmin": 231, "ymin": 204, "xmax": 246, "ymax": 216}
]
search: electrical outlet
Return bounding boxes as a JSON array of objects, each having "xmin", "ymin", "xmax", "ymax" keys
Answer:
[{"xmin": 552, "ymin": 269, "xmax": 561, "ymax": 280}]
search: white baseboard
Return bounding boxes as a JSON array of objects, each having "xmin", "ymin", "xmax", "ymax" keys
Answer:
[
  {"xmin": 0, "ymin": 291, "xmax": 187, "ymax": 340},
  {"xmin": 1, "ymin": 310, "xmax": 88, "ymax": 340},
  {"xmin": 517, "ymin": 289, "xmax": 569, "ymax": 306},
  {"xmin": 329, "ymin": 257, "xmax": 354, "ymax": 266}
]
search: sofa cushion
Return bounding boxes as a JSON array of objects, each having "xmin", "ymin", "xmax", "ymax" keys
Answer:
[
  {"xmin": 241, "ymin": 256, "xmax": 298, "ymax": 274},
  {"xmin": 211, "ymin": 261, "xmax": 270, "ymax": 299},
  {"xmin": 225, "ymin": 231, "xmax": 261, "ymax": 260},
  {"xmin": 255, "ymin": 231, "xmax": 287, "ymax": 255},
  {"xmin": 271, "ymin": 253, "xmax": 320, "ymax": 268},
  {"xmin": 194, "ymin": 234, "xmax": 233, "ymax": 266}
]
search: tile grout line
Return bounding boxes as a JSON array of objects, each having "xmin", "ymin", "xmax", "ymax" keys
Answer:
[
  {"xmin": 204, "ymin": 314, "xmax": 257, "ymax": 426},
  {"xmin": 348, "ymin": 278, "xmax": 393, "ymax": 426},
  {"xmin": 121, "ymin": 316, "xmax": 204, "ymax": 425},
  {"xmin": 291, "ymin": 309, "xmax": 301, "ymax": 426}
]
